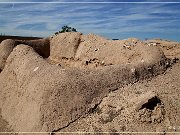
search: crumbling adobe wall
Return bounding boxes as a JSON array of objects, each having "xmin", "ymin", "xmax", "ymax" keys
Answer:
[
  {"xmin": 0, "ymin": 42, "xmax": 168, "ymax": 133},
  {"xmin": 18, "ymin": 38, "xmax": 50, "ymax": 58},
  {"xmin": 0, "ymin": 38, "xmax": 50, "ymax": 71},
  {"xmin": 0, "ymin": 39, "xmax": 19, "ymax": 70},
  {"xmin": 49, "ymin": 33, "xmax": 168, "ymax": 69},
  {"xmin": 50, "ymin": 32, "xmax": 82, "ymax": 60},
  {"xmin": 146, "ymin": 39, "xmax": 180, "ymax": 59}
]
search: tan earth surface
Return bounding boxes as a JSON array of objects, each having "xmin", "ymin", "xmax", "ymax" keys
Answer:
[{"xmin": 0, "ymin": 32, "xmax": 179, "ymax": 135}]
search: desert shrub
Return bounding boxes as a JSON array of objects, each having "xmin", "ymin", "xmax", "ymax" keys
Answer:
[{"xmin": 54, "ymin": 25, "xmax": 77, "ymax": 35}]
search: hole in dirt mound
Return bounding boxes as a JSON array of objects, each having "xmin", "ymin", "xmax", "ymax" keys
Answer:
[{"xmin": 141, "ymin": 96, "xmax": 161, "ymax": 110}]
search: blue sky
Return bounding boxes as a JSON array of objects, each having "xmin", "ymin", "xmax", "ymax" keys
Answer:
[{"xmin": 0, "ymin": 0, "xmax": 180, "ymax": 41}]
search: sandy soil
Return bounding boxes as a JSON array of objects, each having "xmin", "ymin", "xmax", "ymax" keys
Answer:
[
  {"xmin": 0, "ymin": 33, "xmax": 179, "ymax": 135},
  {"xmin": 61, "ymin": 60, "xmax": 180, "ymax": 135}
]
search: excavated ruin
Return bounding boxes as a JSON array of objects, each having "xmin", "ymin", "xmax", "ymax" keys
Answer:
[{"xmin": 0, "ymin": 32, "xmax": 179, "ymax": 134}]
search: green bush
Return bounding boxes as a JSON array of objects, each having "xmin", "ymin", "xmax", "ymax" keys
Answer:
[{"xmin": 55, "ymin": 25, "xmax": 77, "ymax": 35}]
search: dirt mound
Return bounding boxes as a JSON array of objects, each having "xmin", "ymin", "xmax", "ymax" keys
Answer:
[
  {"xmin": 0, "ymin": 32, "xmax": 179, "ymax": 134},
  {"xmin": 18, "ymin": 38, "xmax": 50, "ymax": 58},
  {"xmin": 75, "ymin": 35, "xmax": 163, "ymax": 66},
  {"xmin": 0, "ymin": 39, "xmax": 19, "ymax": 70},
  {"xmin": 50, "ymin": 32, "xmax": 81, "ymax": 60},
  {"xmin": 62, "ymin": 61, "xmax": 180, "ymax": 134},
  {"xmin": 49, "ymin": 33, "xmax": 169, "ymax": 70},
  {"xmin": 0, "ymin": 38, "xmax": 50, "ymax": 71},
  {"xmin": 146, "ymin": 39, "xmax": 180, "ymax": 59}
]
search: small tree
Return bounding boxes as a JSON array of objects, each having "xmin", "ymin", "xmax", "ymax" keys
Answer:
[
  {"xmin": 59, "ymin": 25, "xmax": 77, "ymax": 33},
  {"xmin": 54, "ymin": 25, "xmax": 77, "ymax": 35}
]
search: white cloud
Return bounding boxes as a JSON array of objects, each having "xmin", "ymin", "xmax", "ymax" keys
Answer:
[{"xmin": 0, "ymin": 2, "xmax": 179, "ymax": 39}]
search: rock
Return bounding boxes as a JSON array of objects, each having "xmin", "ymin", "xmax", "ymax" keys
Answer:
[
  {"xmin": 131, "ymin": 68, "xmax": 136, "ymax": 73},
  {"xmin": 151, "ymin": 104, "xmax": 165, "ymax": 123},
  {"xmin": 55, "ymin": 63, "xmax": 61, "ymax": 66},
  {"xmin": 98, "ymin": 108, "xmax": 120, "ymax": 124},
  {"xmin": 33, "ymin": 67, "xmax": 39, "ymax": 72},
  {"xmin": 95, "ymin": 48, "xmax": 99, "ymax": 51}
]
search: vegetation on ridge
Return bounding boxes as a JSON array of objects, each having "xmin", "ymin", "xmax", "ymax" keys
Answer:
[{"xmin": 54, "ymin": 25, "xmax": 77, "ymax": 35}]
